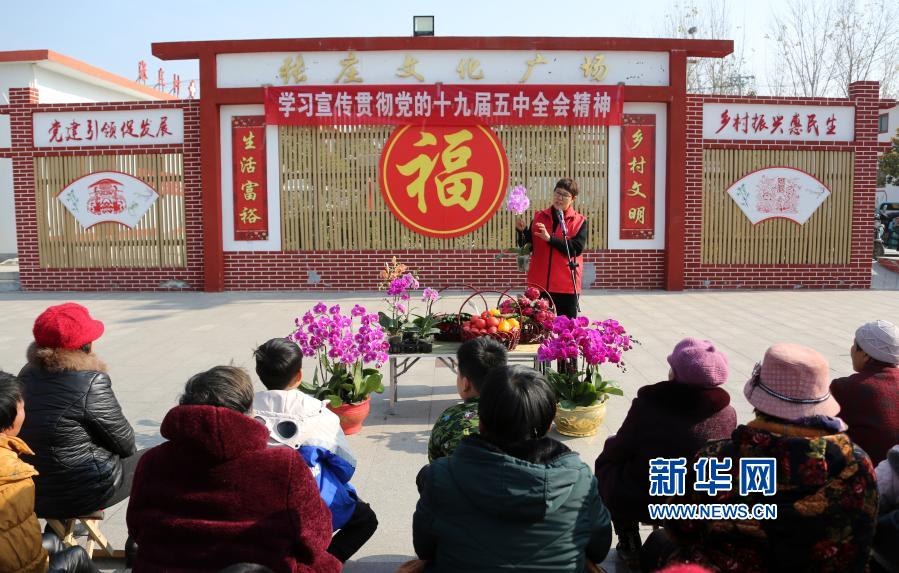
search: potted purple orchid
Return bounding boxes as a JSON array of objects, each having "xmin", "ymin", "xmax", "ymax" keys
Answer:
[
  {"xmin": 537, "ymin": 316, "xmax": 633, "ymax": 437},
  {"xmin": 506, "ymin": 185, "xmax": 532, "ymax": 272},
  {"xmin": 291, "ymin": 302, "xmax": 389, "ymax": 434},
  {"xmin": 408, "ymin": 287, "xmax": 441, "ymax": 352},
  {"xmin": 378, "ymin": 266, "xmax": 440, "ymax": 354}
]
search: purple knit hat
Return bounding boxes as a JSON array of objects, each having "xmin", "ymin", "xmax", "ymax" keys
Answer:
[{"xmin": 667, "ymin": 337, "xmax": 729, "ymax": 387}]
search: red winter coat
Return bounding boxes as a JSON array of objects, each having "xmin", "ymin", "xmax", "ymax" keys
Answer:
[
  {"xmin": 523, "ymin": 206, "xmax": 588, "ymax": 294},
  {"xmin": 831, "ymin": 364, "xmax": 899, "ymax": 465},
  {"xmin": 126, "ymin": 405, "xmax": 340, "ymax": 573}
]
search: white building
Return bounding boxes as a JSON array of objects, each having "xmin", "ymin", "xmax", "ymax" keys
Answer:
[
  {"xmin": 878, "ymin": 104, "xmax": 899, "ymax": 206},
  {"xmin": 0, "ymin": 50, "xmax": 172, "ymax": 257},
  {"xmin": 879, "ymin": 104, "xmax": 899, "ymax": 144}
]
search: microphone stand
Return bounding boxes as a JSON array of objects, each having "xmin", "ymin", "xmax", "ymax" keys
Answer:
[{"xmin": 556, "ymin": 209, "xmax": 581, "ymax": 314}]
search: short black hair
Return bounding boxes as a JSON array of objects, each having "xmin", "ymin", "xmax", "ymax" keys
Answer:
[
  {"xmin": 0, "ymin": 371, "xmax": 24, "ymax": 431},
  {"xmin": 479, "ymin": 365, "xmax": 556, "ymax": 444},
  {"xmin": 180, "ymin": 366, "xmax": 254, "ymax": 414},
  {"xmin": 255, "ymin": 338, "xmax": 303, "ymax": 391},
  {"xmin": 555, "ymin": 177, "xmax": 579, "ymax": 198},
  {"xmin": 457, "ymin": 336, "xmax": 508, "ymax": 392}
]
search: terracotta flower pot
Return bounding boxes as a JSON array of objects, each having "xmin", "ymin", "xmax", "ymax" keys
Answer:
[
  {"xmin": 554, "ymin": 400, "xmax": 607, "ymax": 437},
  {"xmin": 328, "ymin": 397, "xmax": 372, "ymax": 435}
]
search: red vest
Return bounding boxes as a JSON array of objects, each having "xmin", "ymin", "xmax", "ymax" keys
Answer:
[{"xmin": 526, "ymin": 206, "xmax": 586, "ymax": 293}]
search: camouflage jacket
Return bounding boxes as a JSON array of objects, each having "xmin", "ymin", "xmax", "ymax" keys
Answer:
[{"xmin": 428, "ymin": 398, "xmax": 480, "ymax": 463}]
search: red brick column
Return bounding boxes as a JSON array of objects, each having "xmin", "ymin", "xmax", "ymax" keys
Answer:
[
  {"xmin": 9, "ymin": 88, "xmax": 39, "ymax": 279},
  {"xmin": 848, "ymin": 81, "xmax": 881, "ymax": 277}
]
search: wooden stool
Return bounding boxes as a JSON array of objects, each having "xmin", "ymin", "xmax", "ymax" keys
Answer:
[{"xmin": 45, "ymin": 511, "xmax": 123, "ymax": 559}]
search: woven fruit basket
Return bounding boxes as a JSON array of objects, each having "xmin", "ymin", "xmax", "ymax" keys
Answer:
[
  {"xmin": 457, "ymin": 290, "xmax": 521, "ymax": 351},
  {"xmin": 497, "ymin": 284, "xmax": 556, "ymax": 345}
]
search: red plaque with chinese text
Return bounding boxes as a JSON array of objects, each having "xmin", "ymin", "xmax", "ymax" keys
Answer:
[
  {"xmin": 619, "ymin": 115, "xmax": 655, "ymax": 240},
  {"xmin": 232, "ymin": 116, "xmax": 268, "ymax": 241},
  {"xmin": 379, "ymin": 125, "xmax": 509, "ymax": 238}
]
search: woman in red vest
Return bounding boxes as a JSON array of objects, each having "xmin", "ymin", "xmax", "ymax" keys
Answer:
[{"xmin": 515, "ymin": 178, "xmax": 588, "ymax": 318}]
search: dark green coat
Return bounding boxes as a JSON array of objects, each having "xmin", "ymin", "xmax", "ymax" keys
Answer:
[{"xmin": 413, "ymin": 435, "xmax": 612, "ymax": 572}]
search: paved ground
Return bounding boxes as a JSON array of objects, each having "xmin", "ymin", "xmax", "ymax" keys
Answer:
[{"xmin": 0, "ymin": 283, "xmax": 896, "ymax": 572}]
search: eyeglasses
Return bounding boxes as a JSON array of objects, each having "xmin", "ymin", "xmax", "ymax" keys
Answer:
[{"xmin": 553, "ymin": 190, "xmax": 572, "ymax": 199}]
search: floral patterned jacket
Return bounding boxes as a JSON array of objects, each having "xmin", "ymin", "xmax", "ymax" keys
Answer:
[{"xmin": 665, "ymin": 415, "xmax": 879, "ymax": 573}]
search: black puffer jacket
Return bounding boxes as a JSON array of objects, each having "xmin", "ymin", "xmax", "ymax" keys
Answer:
[{"xmin": 18, "ymin": 343, "xmax": 136, "ymax": 518}]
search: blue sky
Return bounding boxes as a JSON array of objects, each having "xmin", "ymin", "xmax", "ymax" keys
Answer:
[{"xmin": 0, "ymin": 0, "xmax": 775, "ymax": 94}]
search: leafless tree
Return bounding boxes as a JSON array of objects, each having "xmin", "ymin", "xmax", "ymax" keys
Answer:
[
  {"xmin": 659, "ymin": 1, "xmax": 757, "ymax": 95},
  {"xmin": 767, "ymin": 0, "xmax": 838, "ymax": 97},
  {"xmin": 832, "ymin": 0, "xmax": 899, "ymax": 97},
  {"xmin": 768, "ymin": 0, "xmax": 899, "ymax": 97}
]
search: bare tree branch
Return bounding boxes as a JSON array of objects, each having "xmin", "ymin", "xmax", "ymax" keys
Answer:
[
  {"xmin": 769, "ymin": 0, "xmax": 899, "ymax": 97},
  {"xmin": 658, "ymin": 0, "xmax": 756, "ymax": 95}
]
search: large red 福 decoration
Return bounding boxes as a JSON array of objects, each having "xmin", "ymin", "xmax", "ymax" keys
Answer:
[
  {"xmin": 232, "ymin": 116, "xmax": 268, "ymax": 241},
  {"xmin": 619, "ymin": 115, "xmax": 655, "ymax": 240},
  {"xmin": 379, "ymin": 125, "xmax": 509, "ymax": 238}
]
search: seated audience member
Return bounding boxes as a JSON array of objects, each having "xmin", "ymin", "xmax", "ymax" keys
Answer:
[
  {"xmin": 126, "ymin": 366, "xmax": 340, "ymax": 573},
  {"xmin": 427, "ymin": 336, "xmax": 507, "ymax": 462},
  {"xmin": 413, "ymin": 365, "xmax": 612, "ymax": 572},
  {"xmin": 594, "ymin": 337, "xmax": 737, "ymax": 567},
  {"xmin": 18, "ymin": 303, "xmax": 138, "ymax": 518},
  {"xmin": 0, "ymin": 370, "xmax": 99, "ymax": 573},
  {"xmin": 253, "ymin": 337, "xmax": 378, "ymax": 562},
  {"xmin": 873, "ymin": 444, "xmax": 899, "ymax": 572},
  {"xmin": 646, "ymin": 343, "xmax": 877, "ymax": 573},
  {"xmin": 831, "ymin": 320, "xmax": 899, "ymax": 464}
]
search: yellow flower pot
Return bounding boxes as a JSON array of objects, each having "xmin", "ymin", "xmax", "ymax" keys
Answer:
[{"xmin": 554, "ymin": 400, "xmax": 607, "ymax": 437}]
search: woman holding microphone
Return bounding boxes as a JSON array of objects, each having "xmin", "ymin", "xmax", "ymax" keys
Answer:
[{"xmin": 515, "ymin": 178, "xmax": 589, "ymax": 319}]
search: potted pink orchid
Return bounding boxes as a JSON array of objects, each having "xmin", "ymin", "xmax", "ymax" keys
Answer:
[
  {"xmin": 291, "ymin": 302, "xmax": 389, "ymax": 434},
  {"xmin": 377, "ymin": 262, "xmax": 440, "ymax": 354},
  {"xmin": 538, "ymin": 316, "xmax": 633, "ymax": 437}
]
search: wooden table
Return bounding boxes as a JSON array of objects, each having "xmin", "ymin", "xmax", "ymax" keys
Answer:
[{"xmin": 386, "ymin": 341, "xmax": 544, "ymax": 414}]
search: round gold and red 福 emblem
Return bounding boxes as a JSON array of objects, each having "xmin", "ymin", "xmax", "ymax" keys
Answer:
[{"xmin": 379, "ymin": 125, "xmax": 509, "ymax": 238}]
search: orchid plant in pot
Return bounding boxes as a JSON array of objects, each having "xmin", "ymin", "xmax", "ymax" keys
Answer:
[
  {"xmin": 507, "ymin": 185, "xmax": 532, "ymax": 272},
  {"xmin": 377, "ymin": 260, "xmax": 440, "ymax": 353},
  {"xmin": 537, "ymin": 316, "xmax": 633, "ymax": 437},
  {"xmin": 291, "ymin": 302, "xmax": 389, "ymax": 434},
  {"xmin": 379, "ymin": 272, "xmax": 417, "ymax": 351},
  {"xmin": 407, "ymin": 287, "xmax": 442, "ymax": 352}
]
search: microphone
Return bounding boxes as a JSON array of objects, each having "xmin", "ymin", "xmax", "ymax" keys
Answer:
[{"xmin": 556, "ymin": 208, "xmax": 568, "ymax": 236}]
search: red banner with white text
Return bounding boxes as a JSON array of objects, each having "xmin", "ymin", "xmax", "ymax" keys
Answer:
[{"xmin": 265, "ymin": 84, "xmax": 623, "ymax": 127}]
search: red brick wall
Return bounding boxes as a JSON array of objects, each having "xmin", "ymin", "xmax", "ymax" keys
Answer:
[
  {"xmin": 221, "ymin": 249, "xmax": 666, "ymax": 291},
  {"xmin": 682, "ymin": 83, "xmax": 879, "ymax": 289},
  {"xmin": 7, "ymin": 88, "xmax": 204, "ymax": 291}
]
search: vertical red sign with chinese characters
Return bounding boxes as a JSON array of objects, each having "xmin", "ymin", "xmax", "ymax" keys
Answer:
[
  {"xmin": 620, "ymin": 115, "xmax": 655, "ymax": 240},
  {"xmin": 232, "ymin": 116, "xmax": 268, "ymax": 240}
]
